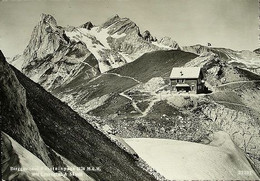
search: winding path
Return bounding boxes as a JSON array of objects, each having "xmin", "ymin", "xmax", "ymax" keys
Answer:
[
  {"xmin": 215, "ymin": 80, "xmax": 260, "ymax": 88},
  {"xmin": 104, "ymin": 72, "xmax": 142, "ymax": 84},
  {"xmin": 119, "ymin": 92, "xmax": 143, "ymax": 114},
  {"xmin": 139, "ymin": 99, "xmax": 158, "ymax": 118}
]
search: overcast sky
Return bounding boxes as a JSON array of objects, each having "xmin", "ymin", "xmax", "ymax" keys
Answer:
[{"xmin": 0, "ymin": 0, "xmax": 258, "ymax": 57}]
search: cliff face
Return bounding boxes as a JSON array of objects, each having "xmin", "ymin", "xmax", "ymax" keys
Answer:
[
  {"xmin": 23, "ymin": 14, "xmax": 68, "ymax": 62},
  {"xmin": 0, "ymin": 51, "xmax": 52, "ymax": 168},
  {"xmin": 1, "ymin": 51, "xmax": 79, "ymax": 180},
  {"xmin": 101, "ymin": 14, "xmax": 141, "ymax": 35},
  {"xmin": 182, "ymin": 44, "xmax": 211, "ymax": 55}
]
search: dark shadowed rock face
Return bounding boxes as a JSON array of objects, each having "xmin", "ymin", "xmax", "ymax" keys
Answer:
[
  {"xmin": 79, "ymin": 21, "xmax": 94, "ymax": 30},
  {"xmin": 1, "ymin": 51, "xmax": 87, "ymax": 181},
  {"xmin": 254, "ymin": 48, "xmax": 260, "ymax": 54},
  {"xmin": 0, "ymin": 51, "xmax": 52, "ymax": 168},
  {"xmin": 142, "ymin": 30, "xmax": 154, "ymax": 42}
]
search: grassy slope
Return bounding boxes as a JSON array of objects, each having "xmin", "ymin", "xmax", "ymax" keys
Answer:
[
  {"xmin": 235, "ymin": 67, "xmax": 260, "ymax": 80},
  {"xmin": 111, "ymin": 50, "xmax": 198, "ymax": 81},
  {"xmin": 53, "ymin": 53, "xmax": 100, "ymax": 93},
  {"xmin": 12, "ymin": 66, "xmax": 157, "ymax": 181},
  {"xmin": 89, "ymin": 94, "xmax": 136, "ymax": 117},
  {"xmin": 210, "ymin": 80, "xmax": 260, "ymax": 123},
  {"xmin": 54, "ymin": 72, "xmax": 138, "ymax": 103},
  {"xmin": 210, "ymin": 68, "xmax": 260, "ymax": 110},
  {"xmin": 87, "ymin": 50, "xmax": 197, "ymax": 118}
]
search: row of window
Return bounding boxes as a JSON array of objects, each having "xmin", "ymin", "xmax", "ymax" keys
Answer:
[
  {"xmin": 175, "ymin": 79, "xmax": 203, "ymax": 84},
  {"xmin": 175, "ymin": 79, "xmax": 197, "ymax": 84},
  {"xmin": 177, "ymin": 79, "xmax": 185, "ymax": 83}
]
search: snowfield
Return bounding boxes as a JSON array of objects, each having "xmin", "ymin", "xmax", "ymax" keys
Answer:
[
  {"xmin": 65, "ymin": 27, "xmax": 126, "ymax": 72},
  {"xmin": 124, "ymin": 131, "xmax": 259, "ymax": 180},
  {"xmin": 152, "ymin": 41, "xmax": 172, "ymax": 49}
]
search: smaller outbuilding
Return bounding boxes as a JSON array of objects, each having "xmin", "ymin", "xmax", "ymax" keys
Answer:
[{"xmin": 169, "ymin": 67, "xmax": 205, "ymax": 94}]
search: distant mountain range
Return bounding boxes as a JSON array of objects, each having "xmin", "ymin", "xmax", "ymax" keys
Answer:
[
  {"xmin": 11, "ymin": 14, "xmax": 260, "ymax": 91},
  {"xmin": 11, "ymin": 13, "xmax": 180, "ymax": 90}
]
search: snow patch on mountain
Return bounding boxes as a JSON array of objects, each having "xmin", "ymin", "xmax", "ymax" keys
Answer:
[
  {"xmin": 65, "ymin": 27, "xmax": 127, "ymax": 72},
  {"xmin": 65, "ymin": 29, "xmax": 104, "ymax": 58},
  {"xmin": 118, "ymin": 52, "xmax": 133, "ymax": 63},
  {"xmin": 87, "ymin": 27, "xmax": 111, "ymax": 48},
  {"xmin": 124, "ymin": 131, "xmax": 259, "ymax": 180},
  {"xmin": 152, "ymin": 41, "xmax": 172, "ymax": 49},
  {"xmin": 110, "ymin": 32, "xmax": 127, "ymax": 39}
]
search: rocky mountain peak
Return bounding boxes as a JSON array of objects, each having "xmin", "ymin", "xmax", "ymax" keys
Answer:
[
  {"xmin": 22, "ymin": 13, "xmax": 68, "ymax": 63},
  {"xmin": 182, "ymin": 44, "xmax": 211, "ymax": 55},
  {"xmin": 40, "ymin": 13, "xmax": 57, "ymax": 26},
  {"xmin": 253, "ymin": 48, "xmax": 260, "ymax": 54},
  {"xmin": 101, "ymin": 14, "xmax": 140, "ymax": 35},
  {"xmin": 79, "ymin": 21, "xmax": 94, "ymax": 30},
  {"xmin": 102, "ymin": 14, "xmax": 121, "ymax": 28},
  {"xmin": 142, "ymin": 30, "xmax": 155, "ymax": 42},
  {"xmin": 158, "ymin": 36, "xmax": 180, "ymax": 49}
]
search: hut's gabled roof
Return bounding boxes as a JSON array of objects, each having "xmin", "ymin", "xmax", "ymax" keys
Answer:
[{"xmin": 170, "ymin": 67, "xmax": 201, "ymax": 79}]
